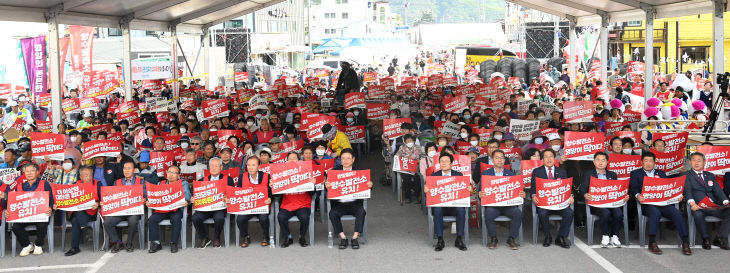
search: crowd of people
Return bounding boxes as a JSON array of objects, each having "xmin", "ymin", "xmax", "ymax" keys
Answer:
[{"xmin": 0, "ymin": 52, "xmax": 728, "ymax": 260}]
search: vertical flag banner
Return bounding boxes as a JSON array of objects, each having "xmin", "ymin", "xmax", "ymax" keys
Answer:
[{"xmin": 19, "ymin": 36, "xmax": 47, "ymax": 103}]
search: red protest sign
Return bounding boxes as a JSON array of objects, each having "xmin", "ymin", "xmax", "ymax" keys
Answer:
[
  {"xmin": 149, "ymin": 151, "xmax": 174, "ymax": 177},
  {"xmin": 367, "ymin": 84, "xmax": 386, "ymax": 99},
  {"xmin": 51, "ymin": 183, "xmax": 96, "ymax": 211},
  {"xmin": 425, "ymin": 176, "xmax": 470, "ymax": 207},
  {"xmin": 535, "ymin": 177, "xmax": 573, "ymax": 210},
  {"xmin": 201, "ymin": 99, "xmax": 229, "ymax": 119},
  {"xmin": 430, "ymin": 154, "xmax": 472, "ymax": 178},
  {"xmin": 146, "ymin": 181, "xmax": 186, "ymax": 211},
  {"xmin": 520, "ymin": 160, "xmax": 544, "ymax": 188},
  {"xmin": 480, "ymin": 175, "xmax": 524, "ymax": 206},
  {"xmin": 615, "ymin": 131, "xmax": 642, "ymax": 152},
  {"xmin": 226, "ymin": 185, "xmax": 269, "ymax": 215},
  {"xmin": 563, "ymin": 131, "xmax": 604, "ymax": 160},
  {"xmin": 7, "ymin": 191, "xmax": 49, "ymax": 222},
  {"xmin": 697, "ymin": 145, "xmax": 730, "ymax": 175},
  {"xmin": 366, "ymin": 103, "xmax": 389, "ymax": 120},
  {"xmin": 30, "ymin": 132, "xmax": 65, "ymax": 161},
  {"xmin": 62, "ymin": 98, "xmax": 79, "ymax": 113},
  {"xmin": 315, "ymin": 158, "xmax": 335, "ymax": 170},
  {"xmin": 280, "ymin": 139, "xmax": 305, "ymax": 153},
  {"xmin": 36, "ymin": 119, "xmax": 53, "ymax": 133},
  {"xmin": 383, "ymin": 118, "xmax": 410, "ymax": 139},
  {"xmin": 342, "ymin": 125, "xmax": 366, "ymax": 143},
  {"xmin": 363, "ymin": 72, "xmax": 377, "ymax": 83},
  {"xmin": 380, "ymin": 77, "xmax": 395, "ymax": 88},
  {"xmin": 442, "ymin": 95, "xmax": 468, "ymax": 113},
  {"xmin": 327, "ymin": 170, "xmax": 371, "ymax": 200},
  {"xmin": 38, "ymin": 93, "xmax": 51, "ymax": 107},
  {"xmin": 270, "ymin": 161, "xmax": 313, "ymax": 194},
  {"xmin": 627, "ymin": 61, "xmax": 644, "ymax": 74},
  {"xmin": 234, "ymin": 72, "xmax": 248, "ymax": 83},
  {"xmin": 587, "ymin": 177, "xmax": 629, "ymax": 208},
  {"xmin": 82, "ymin": 140, "xmax": 121, "ymax": 159},
  {"xmin": 605, "ymin": 121, "xmax": 628, "ymax": 135},
  {"xmin": 607, "ymin": 154, "xmax": 641, "ymax": 180},
  {"xmin": 653, "ymin": 131, "xmax": 688, "ymax": 153},
  {"xmin": 427, "ymin": 74, "xmax": 443, "ymax": 87},
  {"xmin": 192, "ymin": 180, "xmax": 226, "ymax": 211},
  {"xmin": 640, "ymin": 176, "xmax": 685, "ymax": 206},
  {"xmin": 79, "ymin": 97, "xmax": 99, "ymax": 111},
  {"xmin": 310, "ymin": 162, "xmax": 327, "ymax": 190},
  {"xmin": 306, "ymin": 114, "xmax": 336, "ymax": 140},
  {"xmin": 698, "ymin": 197, "xmax": 720, "ymax": 209},
  {"xmin": 393, "ymin": 155, "xmax": 418, "ymax": 174},
  {"xmin": 100, "ymin": 185, "xmax": 144, "ymax": 216},
  {"xmin": 345, "ymin": 92, "xmax": 366, "ymax": 109},
  {"xmin": 651, "ymin": 149, "xmax": 685, "ymax": 175},
  {"xmin": 563, "ymin": 101, "xmax": 594, "ymax": 123},
  {"xmin": 117, "ymin": 111, "xmax": 140, "ymax": 126}
]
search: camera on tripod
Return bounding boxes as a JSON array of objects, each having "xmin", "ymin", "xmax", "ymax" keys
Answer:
[{"xmin": 716, "ymin": 72, "xmax": 730, "ymax": 95}]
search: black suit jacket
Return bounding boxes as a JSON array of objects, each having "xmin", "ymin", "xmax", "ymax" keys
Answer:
[
  {"xmin": 684, "ymin": 170, "xmax": 728, "ymax": 206},
  {"xmin": 431, "ymin": 170, "xmax": 464, "ymax": 177},
  {"xmin": 529, "ymin": 165, "xmax": 568, "ymax": 195},
  {"xmin": 99, "ymin": 162, "xmax": 123, "ymax": 186},
  {"xmin": 580, "ymin": 169, "xmax": 618, "ymax": 195},
  {"xmin": 628, "ymin": 168, "xmax": 667, "ymax": 197},
  {"xmin": 207, "ymin": 174, "xmax": 236, "ymax": 187}
]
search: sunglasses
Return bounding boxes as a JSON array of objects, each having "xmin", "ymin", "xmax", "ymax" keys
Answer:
[{"xmin": 192, "ymin": 143, "xmax": 200, "ymax": 146}]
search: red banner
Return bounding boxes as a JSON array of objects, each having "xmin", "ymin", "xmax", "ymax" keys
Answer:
[
  {"xmin": 117, "ymin": 111, "xmax": 140, "ymax": 126},
  {"xmin": 367, "ymin": 84, "xmax": 386, "ymax": 99},
  {"xmin": 69, "ymin": 25, "xmax": 94, "ymax": 89},
  {"xmin": 535, "ymin": 177, "xmax": 573, "ymax": 210},
  {"xmin": 146, "ymin": 181, "xmax": 186, "ymax": 211},
  {"xmin": 563, "ymin": 101, "xmax": 594, "ymax": 123},
  {"xmin": 383, "ymin": 118, "xmax": 410, "ymax": 139},
  {"xmin": 305, "ymin": 114, "xmax": 336, "ymax": 140},
  {"xmin": 697, "ymin": 146, "xmax": 730, "ymax": 175},
  {"xmin": 100, "ymin": 185, "xmax": 144, "ymax": 216},
  {"xmin": 270, "ymin": 161, "xmax": 313, "ymax": 194},
  {"xmin": 627, "ymin": 61, "xmax": 644, "ymax": 75},
  {"xmin": 36, "ymin": 119, "xmax": 52, "ymax": 133},
  {"xmin": 426, "ymin": 175, "xmax": 470, "ymax": 207},
  {"xmin": 442, "ymin": 95, "xmax": 468, "ymax": 113},
  {"xmin": 345, "ymin": 92, "xmax": 366, "ymax": 109},
  {"xmin": 366, "ymin": 103, "xmax": 389, "ymax": 120},
  {"xmin": 280, "ymin": 139, "xmax": 305, "ymax": 153},
  {"xmin": 149, "ymin": 151, "xmax": 174, "ymax": 177},
  {"xmin": 430, "ymin": 154, "xmax": 472, "ymax": 177},
  {"xmin": 652, "ymin": 149, "xmax": 685, "ymax": 175},
  {"xmin": 327, "ymin": 170, "xmax": 371, "ymax": 200},
  {"xmin": 607, "ymin": 154, "xmax": 641, "ymax": 180},
  {"xmin": 7, "ymin": 191, "xmax": 49, "ymax": 223},
  {"xmin": 520, "ymin": 160, "xmax": 544, "ymax": 188},
  {"xmin": 201, "ymin": 99, "xmax": 229, "ymax": 119},
  {"xmin": 82, "ymin": 140, "xmax": 121, "ymax": 159},
  {"xmin": 563, "ymin": 131, "xmax": 604, "ymax": 160},
  {"xmin": 342, "ymin": 125, "xmax": 365, "ymax": 143},
  {"xmin": 226, "ymin": 185, "xmax": 269, "ymax": 215},
  {"xmin": 234, "ymin": 72, "xmax": 248, "ymax": 83},
  {"xmin": 30, "ymin": 132, "xmax": 65, "ymax": 161},
  {"xmin": 51, "ymin": 183, "xmax": 96, "ymax": 211},
  {"xmin": 615, "ymin": 131, "xmax": 642, "ymax": 152},
  {"xmin": 363, "ymin": 72, "xmax": 377, "ymax": 83},
  {"xmin": 393, "ymin": 155, "xmax": 418, "ymax": 174},
  {"xmin": 653, "ymin": 131, "xmax": 688, "ymax": 154},
  {"xmin": 380, "ymin": 77, "xmax": 395, "ymax": 88},
  {"xmin": 587, "ymin": 177, "xmax": 629, "ymax": 208},
  {"xmin": 640, "ymin": 176, "xmax": 685, "ymax": 206},
  {"xmin": 480, "ymin": 175, "xmax": 524, "ymax": 206},
  {"xmin": 193, "ymin": 180, "xmax": 226, "ymax": 211}
]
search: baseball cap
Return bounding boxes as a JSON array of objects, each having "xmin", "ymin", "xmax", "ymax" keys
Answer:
[{"xmin": 139, "ymin": 151, "xmax": 151, "ymax": 163}]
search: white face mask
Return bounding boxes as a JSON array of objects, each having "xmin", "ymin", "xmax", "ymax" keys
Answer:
[
  {"xmin": 494, "ymin": 135, "xmax": 503, "ymax": 140},
  {"xmin": 70, "ymin": 136, "xmax": 77, "ymax": 142},
  {"xmin": 347, "ymin": 118, "xmax": 354, "ymax": 123},
  {"xmin": 62, "ymin": 162, "xmax": 73, "ymax": 170},
  {"xmin": 247, "ymin": 121, "xmax": 254, "ymax": 127},
  {"xmin": 405, "ymin": 142, "xmax": 414, "ymax": 148},
  {"xmin": 316, "ymin": 149, "xmax": 326, "ymax": 156},
  {"xmin": 505, "ymin": 108, "xmax": 511, "ymax": 112},
  {"xmin": 354, "ymin": 111, "xmax": 360, "ymax": 116},
  {"xmin": 294, "ymin": 124, "xmax": 301, "ymax": 129},
  {"xmin": 470, "ymin": 140, "xmax": 479, "ymax": 146},
  {"xmin": 181, "ymin": 142, "xmax": 190, "ymax": 149},
  {"xmin": 296, "ymin": 103, "xmax": 302, "ymax": 107},
  {"xmin": 428, "ymin": 150, "xmax": 438, "ymax": 157},
  {"xmin": 623, "ymin": 148, "xmax": 633, "ymax": 154},
  {"xmin": 255, "ymin": 114, "xmax": 262, "ymax": 119},
  {"xmin": 535, "ymin": 138, "xmax": 544, "ymax": 145},
  {"xmin": 210, "ymin": 128, "xmax": 217, "ymax": 132},
  {"xmin": 180, "ymin": 128, "xmax": 187, "ymax": 134},
  {"xmin": 551, "ymin": 145, "xmax": 562, "ymax": 151},
  {"xmin": 460, "ymin": 132, "xmax": 468, "ymax": 139}
]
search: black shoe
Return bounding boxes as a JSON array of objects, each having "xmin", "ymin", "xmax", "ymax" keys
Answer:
[
  {"xmin": 703, "ymin": 238, "xmax": 712, "ymax": 250},
  {"xmin": 111, "ymin": 242, "xmax": 122, "ymax": 253},
  {"xmin": 125, "ymin": 242, "xmax": 134, "ymax": 252},
  {"xmin": 455, "ymin": 236, "xmax": 467, "ymax": 251},
  {"xmin": 488, "ymin": 237, "xmax": 498, "ymax": 249},
  {"xmin": 281, "ymin": 238, "xmax": 293, "ymax": 248},
  {"xmin": 148, "ymin": 242, "xmax": 162, "ymax": 253},
  {"xmin": 64, "ymin": 248, "xmax": 80, "ymax": 256},
  {"xmin": 338, "ymin": 238, "xmax": 348, "ymax": 249},
  {"xmin": 507, "ymin": 237, "xmax": 518, "ymax": 250},
  {"xmin": 170, "ymin": 243, "xmax": 178, "ymax": 253},
  {"xmin": 299, "ymin": 238, "xmax": 309, "ymax": 247},
  {"xmin": 543, "ymin": 236, "xmax": 552, "ymax": 247},
  {"xmin": 240, "ymin": 236, "xmax": 251, "ymax": 248},
  {"xmin": 713, "ymin": 237, "xmax": 722, "ymax": 248},
  {"xmin": 197, "ymin": 238, "xmax": 211, "ymax": 249},
  {"xmin": 351, "ymin": 238, "xmax": 360, "ymax": 249},
  {"xmin": 555, "ymin": 236, "xmax": 571, "ymax": 249},
  {"xmin": 435, "ymin": 237, "xmax": 445, "ymax": 251},
  {"xmin": 405, "ymin": 197, "xmax": 412, "ymax": 204}
]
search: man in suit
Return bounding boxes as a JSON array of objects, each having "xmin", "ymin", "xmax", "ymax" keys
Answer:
[
  {"xmin": 228, "ymin": 156, "xmax": 272, "ymax": 248},
  {"xmin": 326, "ymin": 148, "xmax": 373, "ymax": 250},
  {"xmin": 92, "ymin": 156, "xmax": 122, "ymax": 187},
  {"xmin": 530, "ymin": 149, "xmax": 574, "ymax": 248},
  {"xmin": 424, "ymin": 153, "xmax": 472, "ymax": 251},
  {"xmin": 474, "ymin": 139, "xmax": 501, "ymax": 185},
  {"xmin": 192, "ymin": 158, "xmax": 235, "ymax": 249},
  {"xmin": 479, "ymin": 149, "xmax": 525, "ymax": 250},
  {"xmin": 629, "ymin": 152, "xmax": 691, "ymax": 255},
  {"xmin": 685, "ymin": 152, "xmax": 730, "ymax": 250},
  {"xmin": 581, "ymin": 152, "xmax": 628, "ymax": 248},
  {"xmin": 103, "ymin": 161, "xmax": 147, "ymax": 253}
]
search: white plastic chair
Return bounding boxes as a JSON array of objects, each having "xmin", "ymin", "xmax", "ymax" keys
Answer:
[
  {"xmin": 233, "ymin": 210, "xmax": 275, "ymax": 247},
  {"xmin": 427, "ymin": 206, "xmax": 469, "ymax": 246},
  {"xmin": 636, "ymin": 203, "xmax": 681, "ymax": 247},
  {"xmin": 10, "ymin": 212, "xmax": 55, "ymax": 257},
  {"xmin": 585, "ymin": 203, "xmax": 629, "ymax": 246},
  {"xmin": 479, "ymin": 202, "xmax": 523, "ymax": 247},
  {"xmin": 531, "ymin": 202, "xmax": 574, "ymax": 245},
  {"xmin": 326, "ymin": 199, "xmax": 368, "ymax": 248},
  {"xmin": 686, "ymin": 204, "xmax": 728, "ymax": 246},
  {"xmin": 102, "ymin": 213, "xmax": 146, "ymax": 251},
  {"xmin": 60, "ymin": 211, "xmax": 100, "ymax": 252},
  {"xmin": 147, "ymin": 207, "xmax": 187, "ymax": 250},
  {"xmin": 191, "ymin": 208, "xmax": 230, "ymax": 248},
  {"xmin": 274, "ymin": 197, "xmax": 315, "ymax": 247}
]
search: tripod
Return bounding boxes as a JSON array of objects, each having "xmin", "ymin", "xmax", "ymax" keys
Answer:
[{"xmin": 703, "ymin": 73, "xmax": 730, "ymax": 141}]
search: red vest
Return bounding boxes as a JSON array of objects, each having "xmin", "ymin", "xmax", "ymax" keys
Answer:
[
  {"xmin": 239, "ymin": 171, "xmax": 268, "ymax": 189},
  {"xmin": 115, "ymin": 177, "xmax": 143, "ymax": 186}
]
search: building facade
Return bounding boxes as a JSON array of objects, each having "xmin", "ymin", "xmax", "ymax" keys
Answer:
[{"xmin": 309, "ymin": 0, "xmax": 398, "ymax": 45}]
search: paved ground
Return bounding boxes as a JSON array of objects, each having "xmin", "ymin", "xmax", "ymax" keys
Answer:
[{"xmin": 1, "ymin": 151, "xmax": 728, "ymax": 273}]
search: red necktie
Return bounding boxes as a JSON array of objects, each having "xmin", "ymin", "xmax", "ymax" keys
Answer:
[
  {"xmin": 548, "ymin": 167, "xmax": 554, "ymax": 180},
  {"xmin": 698, "ymin": 172, "xmax": 706, "ymax": 186}
]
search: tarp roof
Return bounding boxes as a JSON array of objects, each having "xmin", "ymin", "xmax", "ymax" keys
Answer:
[
  {"xmin": 506, "ymin": 0, "xmax": 718, "ymax": 26},
  {"xmin": 0, "ymin": 0, "xmax": 285, "ymax": 34}
]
